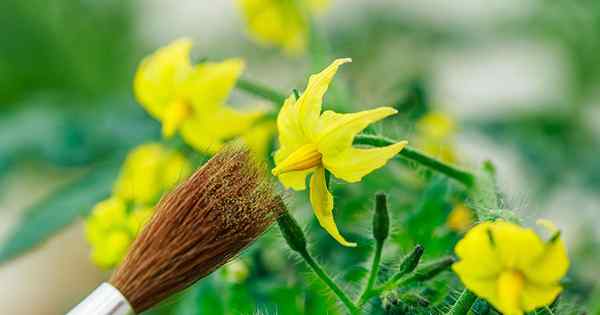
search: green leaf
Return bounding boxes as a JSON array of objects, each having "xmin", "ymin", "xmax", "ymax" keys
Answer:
[{"xmin": 0, "ymin": 154, "xmax": 123, "ymax": 264}]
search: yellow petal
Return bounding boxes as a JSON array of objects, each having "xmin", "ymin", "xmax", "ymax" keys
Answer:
[
  {"xmin": 490, "ymin": 221, "xmax": 545, "ymax": 270},
  {"xmin": 309, "ymin": 166, "xmax": 356, "ymax": 247},
  {"xmin": 277, "ymin": 95, "xmax": 309, "ymax": 155},
  {"xmin": 497, "ymin": 271, "xmax": 525, "ymax": 315},
  {"xmin": 161, "ymin": 100, "xmax": 193, "ymax": 138},
  {"xmin": 239, "ymin": 120, "xmax": 276, "ymax": 160},
  {"xmin": 134, "ymin": 38, "xmax": 193, "ymax": 119},
  {"xmin": 521, "ymin": 283, "xmax": 562, "ymax": 312},
  {"xmin": 316, "ymin": 107, "xmax": 398, "ymax": 157},
  {"xmin": 522, "ymin": 238, "xmax": 569, "ymax": 285},
  {"xmin": 297, "ymin": 58, "xmax": 351, "ymax": 140},
  {"xmin": 450, "ymin": 266, "xmax": 498, "ymax": 306},
  {"xmin": 237, "ymin": 0, "xmax": 307, "ymax": 53},
  {"xmin": 278, "ymin": 168, "xmax": 314, "ymax": 190},
  {"xmin": 183, "ymin": 58, "xmax": 245, "ymax": 114},
  {"xmin": 453, "ymin": 222, "xmax": 503, "ymax": 278},
  {"xmin": 180, "ymin": 105, "xmax": 264, "ymax": 154},
  {"xmin": 322, "ymin": 142, "xmax": 406, "ymax": 183}
]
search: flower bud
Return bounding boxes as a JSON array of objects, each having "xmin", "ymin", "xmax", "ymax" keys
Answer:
[
  {"xmin": 373, "ymin": 193, "xmax": 390, "ymax": 243},
  {"xmin": 277, "ymin": 211, "xmax": 307, "ymax": 253},
  {"xmin": 398, "ymin": 244, "xmax": 424, "ymax": 275},
  {"xmin": 411, "ymin": 256, "xmax": 455, "ymax": 282}
]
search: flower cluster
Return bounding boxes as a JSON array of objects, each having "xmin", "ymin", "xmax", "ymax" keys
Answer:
[
  {"xmin": 85, "ymin": 143, "xmax": 191, "ymax": 268},
  {"xmin": 134, "ymin": 38, "xmax": 274, "ymax": 157}
]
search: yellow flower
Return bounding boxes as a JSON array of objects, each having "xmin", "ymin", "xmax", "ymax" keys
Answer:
[
  {"xmin": 134, "ymin": 38, "xmax": 267, "ymax": 153},
  {"xmin": 447, "ymin": 203, "xmax": 473, "ymax": 232},
  {"xmin": 113, "ymin": 143, "xmax": 191, "ymax": 205},
  {"xmin": 85, "ymin": 197, "xmax": 133, "ymax": 268},
  {"xmin": 271, "ymin": 58, "xmax": 407, "ymax": 246},
  {"xmin": 452, "ymin": 221, "xmax": 569, "ymax": 315},
  {"xmin": 415, "ymin": 111, "xmax": 457, "ymax": 164},
  {"xmin": 237, "ymin": 0, "xmax": 329, "ymax": 54}
]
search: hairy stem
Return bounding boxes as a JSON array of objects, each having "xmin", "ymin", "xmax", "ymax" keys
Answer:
[
  {"xmin": 353, "ymin": 134, "xmax": 475, "ymax": 187},
  {"xmin": 357, "ymin": 240, "xmax": 384, "ymax": 305},
  {"xmin": 299, "ymin": 249, "xmax": 360, "ymax": 314}
]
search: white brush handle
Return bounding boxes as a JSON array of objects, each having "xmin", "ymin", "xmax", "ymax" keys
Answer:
[{"xmin": 66, "ymin": 282, "xmax": 134, "ymax": 315}]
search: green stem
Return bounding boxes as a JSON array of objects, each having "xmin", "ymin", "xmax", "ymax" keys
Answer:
[
  {"xmin": 357, "ymin": 240, "xmax": 384, "ymax": 305},
  {"xmin": 446, "ymin": 290, "xmax": 477, "ymax": 315},
  {"xmin": 299, "ymin": 249, "xmax": 360, "ymax": 314},
  {"xmin": 236, "ymin": 78, "xmax": 287, "ymax": 105},
  {"xmin": 354, "ymin": 134, "xmax": 475, "ymax": 187}
]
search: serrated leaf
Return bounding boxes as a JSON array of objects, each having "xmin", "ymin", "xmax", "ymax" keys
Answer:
[{"xmin": 0, "ymin": 154, "xmax": 123, "ymax": 264}]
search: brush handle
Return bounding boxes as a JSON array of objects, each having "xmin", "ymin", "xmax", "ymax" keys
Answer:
[{"xmin": 66, "ymin": 282, "xmax": 135, "ymax": 315}]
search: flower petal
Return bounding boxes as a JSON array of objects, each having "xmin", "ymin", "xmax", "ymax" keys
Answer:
[
  {"xmin": 322, "ymin": 142, "xmax": 406, "ymax": 183},
  {"xmin": 309, "ymin": 166, "xmax": 356, "ymax": 247},
  {"xmin": 240, "ymin": 120, "xmax": 276, "ymax": 160},
  {"xmin": 521, "ymin": 283, "xmax": 562, "ymax": 312},
  {"xmin": 316, "ymin": 107, "xmax": 398, "ymax": 157},
  {"xmin": 491, "ymin": 222, "xmax": 545, "ymax": 270},
  {"xmin": 297, "ymin": 58, "xmax": 351, "ymax": 140},
  {"xmin": 276, "ymin": 95, "xmax": 310, "ymax": 160},
  {"xmin": 180, "ymin": 105, "xmax": 264, "ymax": 154},
  {"xmin": 134, "ymin": 38, "xmax": 193, "ymax": 119},
  {"xmin": 278, "ymin": 168, "xmax": 314, "ymax": 190},
  {"xmin": 453, "ymin": 222, "xmax": 503, "ymax": 278},
  {"xmin": 522, "ymin": 238, "xmax": 569, "ymax": 285},
  {"xmin": 183, "ymin": 58, "xmax": 245, "ymax": 114}
]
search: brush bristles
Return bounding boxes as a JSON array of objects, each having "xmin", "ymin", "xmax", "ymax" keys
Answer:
[{"xmin": 109, "ymin": 147, "xmax": 285, "ymax": 313}]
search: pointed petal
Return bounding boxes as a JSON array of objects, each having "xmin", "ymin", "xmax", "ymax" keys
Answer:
[
  {"xmin": 316, "ymin": 107, "xmax": 398, "ymax": 156},
  {"xmin": 297, "ymin": 58, "xmax": 351, "ymax": 139},
  {"xmin": 276, "ymin": 95, "xmax": 309, "ymax": 156},
  {"xmin": 183, "ymin": 58, "xmax": 245, "ymax": 114},
  {"xmin": 322, "ymin": 142, "xmax": 406, "ymax": 183},
  {"xmin": 309, "ymin": 166, "xmax": 356, "ymax": 247},
  {"xmin": 134, "ymin": 38, "xmax": 193, "ymax": 119}
]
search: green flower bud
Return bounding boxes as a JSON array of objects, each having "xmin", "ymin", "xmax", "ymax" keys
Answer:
[
  {"xmin": 398, "ymin": 244, "xmax": 424, "ymax": 275},
  {"xmin": 277, "ymin": 211, "xmax": 307, "ymax": 253},
  {"xmin": 411, "ymin": 256, "xmax": 455, "ymax": 282},
  {"xmin": 373, "ymin": 193, "xmax": 390, "ymax": 243}
]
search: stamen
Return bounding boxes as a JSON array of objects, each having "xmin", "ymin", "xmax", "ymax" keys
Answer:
[
  {"xmin": 486, "ymin": 228, "xmax": 496, "ymax": 247},
  {"xmin": 272, "ymin": 143, "xmax": 322, "ymax": 176}
]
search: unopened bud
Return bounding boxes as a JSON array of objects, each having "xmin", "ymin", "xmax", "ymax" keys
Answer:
[
  {"xmin": 411, "ymin": 256, "xmax": 455, "ymax": 282},
  {"xmin": 373, "ymin": 193, "xmax": 390, "ymax": 243},
  {"xmin": 398, "ymin": 244, "xmax": 424, "ymax": 275},
  {"xmin": 277, "ymin": 211, "xmax": 307, "ymax": 253}
]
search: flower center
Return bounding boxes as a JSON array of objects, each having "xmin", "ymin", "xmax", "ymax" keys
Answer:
[
  {"xmin": 272, "ymin": 143, "xmax": 322, "ymax": 176},
  {"xmin": 162, "ymin": 100, "xmax": 193, "ymax": 138},
  {"xmin": 497, "ymin": 270, "xmax": 525, "ymax": 313}
]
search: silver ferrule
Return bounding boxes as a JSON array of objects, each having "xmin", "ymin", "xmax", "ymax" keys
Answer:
[{"xmin": 66, "ymin": 282, "xmax": 135, "ymax": 315}]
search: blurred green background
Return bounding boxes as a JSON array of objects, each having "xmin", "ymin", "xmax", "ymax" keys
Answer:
[{"xmin": 1, "ymin": 0, "xmax": 599, "ymax": 314}]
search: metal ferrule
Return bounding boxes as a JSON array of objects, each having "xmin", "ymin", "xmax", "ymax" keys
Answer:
[{"xmin": 66, "ymin": 282, "xmax": 135, "ymax": 315}]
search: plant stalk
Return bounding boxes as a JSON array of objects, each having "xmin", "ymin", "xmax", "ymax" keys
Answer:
[
  {"xmin": 354, "ymin": 134, "xmax": 475, "ymax": 187},
  {"xmin": 299, "ymin": 249, "xmax": 360, "ymax": 314}
]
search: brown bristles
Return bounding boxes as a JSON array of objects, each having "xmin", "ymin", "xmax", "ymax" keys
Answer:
[{"xmin": 109, "ymin": 146, "xmax": 285, "ymax": 313}]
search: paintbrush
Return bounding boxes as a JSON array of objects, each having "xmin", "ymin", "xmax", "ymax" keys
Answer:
[{"xmin": 67, "ymin": 146, "xmax": 285, "ymax": 315}]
